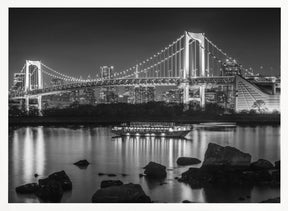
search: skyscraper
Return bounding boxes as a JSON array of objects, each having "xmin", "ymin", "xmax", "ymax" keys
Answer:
[
  {"xmin": 12, "ymin": 73, "xmax": 25, "ymax": 91},
  {"xmin": 134, "ymin": 86, "xmax": 155, "ymax": 104},
  {"xmin": 100, "ymin": 66, "xmax": 114, "ymax": 79}
]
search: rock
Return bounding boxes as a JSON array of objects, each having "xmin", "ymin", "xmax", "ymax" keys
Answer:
[
  {"xmin": 250, "ymin": 159, "xmax": 274, "ymax": 170},
  {"xmin": 91, "ymin": 183, "xmax": 151, "ymax": 203},
  {"xmin": 271, "ymin": 170, "xmax": 280, "ymax": 186},
  {"xmin": 182, "ymin": 200, "xmax": 192, "ymax": 203},
  {"xmin": 177, "ymin": 157, "xmax": 201, "ymax": 166},
  {"xmin": 47, "ymin": 170, "xmax": 72, "ymax": 191},
  {"xmin": 35, "ymin": 180, "xmax": 63, "ymax": 203},
  {"xmin": 73, "ymin": 159, "xmax": 90, "ymax": 168},
  {"xmin": 101, "ymin": 180, "xmax": 123, "ymax": 188},
  {"xmin": 38, "ymin": 178, "xmax": 50, "ymax": 187},
  {"xmin": 144, "ymin": 162, "xmax": 167, "ymax": 179},
  {"xmin": 15, "ymin": 183, "xmax": 39, "ymax": 194},
  {"xmin": 274, "ymin": 160, "xmax": 280, "ymax": 169},
  {"xmin": 107, "ymin": 174, "xmax": 117, "ymax": 177},
  {"xmin": 159, "ymin": 182, "xmax": 167, "ymax": 185},
  {"xmin": 261, "ymin": 197, "xmax": 280, "ymax": 203},
  {"xmin": 174, "ymin": 177, "xmax": 179, "ymax": 180},
  {"xmin": 34, "ymin": 173, "xmax": 39, "ymax": 178},
  {"xmin": 202, "ymin": 143, "xmax": 251, "ymax": 168},
  {"xmin": 240, "ymin": 169, "xmax": 272, "ymax": 185},
  {"xmin": 139, "ymin": 173, "xmax": 145, "ymax": 177},
  {"xmin": 178, "ymin": 144, "xmax": 279, "ymax": 188},
  {"xmin": 180, "ymin": 168, "xmax": 212, "ymax": 188},
  {"xmin": 121, "ymin": 173, "xmax": 128, "ymax": 177},
  {"xmin": 98, "ymin": 172, "xmax": 105, "ymax": 176},
  {"xmin": 180, "ymin": 167, "xmax": 261, "ymax": 188}
]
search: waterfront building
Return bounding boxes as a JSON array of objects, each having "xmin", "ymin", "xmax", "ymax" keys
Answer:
[
  {"xmin": 99, "ymin": 87, "xmax": 118, "ymax": 103},
  {"xmin": 12, "ymin": 73, "xmax": 25, "ymax": 91},
  {"xmin": 124, "ymin": 87, "xmax": 136, "ymax": 104},
  {"xmin": 162, "ymin": 89, "xmax": 182, "ymax": 103},
  {"xmin": 83, "ymin": 87, "xmax": 96, "ymax": 104},
  {"xmin": 42, "ymin": 93, "xmax": 71, "ymax": 109},
  {"xmin": 220, "ymin": 59, "xmax": 243, "ymax": 76},
  {"xmin": 134, "ymin": 86, "xmax": 155, "ymax": 104}
]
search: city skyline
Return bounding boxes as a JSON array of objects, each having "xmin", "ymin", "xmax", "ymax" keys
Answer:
[{"xmin": 9, "ymin": 8, "xmax": 280, "ymax": 86}]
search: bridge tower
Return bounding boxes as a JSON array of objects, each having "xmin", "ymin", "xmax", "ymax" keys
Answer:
[
  {"xmin": 24, "ymin": 60, "xmax": 43, "ymax": 115},
  {"xmin": 182, "ymin": 31, "xmax": 206, "ymax": 108}
]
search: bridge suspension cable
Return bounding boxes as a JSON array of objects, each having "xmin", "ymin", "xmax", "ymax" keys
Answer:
[
  {"xmin": 204, "ymin": 36, "xmax": 255, "ymax": 76},
  {"xmin": 41, "ymin": 63, "xmax": 86, "ymax": 82},
  {"xmin": 112, "ymin": 34, "xmax": 185, "ymax": 79}
]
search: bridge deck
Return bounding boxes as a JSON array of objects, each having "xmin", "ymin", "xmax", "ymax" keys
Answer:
[{"xmin": 10, "ymin": 76, "xmax": 236, "ymax": 98}]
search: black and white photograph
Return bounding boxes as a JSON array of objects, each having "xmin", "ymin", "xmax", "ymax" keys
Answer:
[{"xmin": 1, "ymin": 0, "xmax": 287, "ymax": 209}]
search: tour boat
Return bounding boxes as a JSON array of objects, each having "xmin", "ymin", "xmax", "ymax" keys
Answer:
[{"xmin": 112, "ymin": 122, "xmax": 192, "ymax": 138}]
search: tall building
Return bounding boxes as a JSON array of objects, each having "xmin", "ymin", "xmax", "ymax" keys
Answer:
[
  {"xmin": 100, "ymin": 66, "xmax": 114, "ymax": 79},
  {"xmin": 134, "ymin": 86, "xmax": 155, "ymax": 104},
  {"xmin": 124, "ymin": 87, "xmax": 136, "ymax": 104},
  {"xmin": 70, "ymin": 90, "xmax": 81, "ymax": 103},
  {"xmin": 83, "ymin": 87, "xmax": 96, "ymax": 104},
  {"xmin": 12, "ymin": 73, "xmax": 25, "ymax": 91},
  {"xmin": 162, "ymin": 89, "xmax": 182, "ymax": 103},
  {"xmin": 220, "ymin": 59, "xmax": 243, "ymax": 76},
  {"xmin": 99, "ymin": 87, "xmax": 118, "ymax": 103}
]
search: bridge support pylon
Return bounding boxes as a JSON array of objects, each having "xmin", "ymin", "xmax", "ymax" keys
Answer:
[
  {"xmin": 25, "ymin": 60, "xmax": 42, "ymax": 92},
  {"xmin": 38, "ymin": 95, "xmax": 42, "ymax": 116},
  {"xmin": 199, "ymin": 85, "xmax": 206, "ymax": 110},
  {"xmin": 25, "ymin": 96, "xmax": 29, "ymax": 113},
  {"xmin": 182, "ymin": 31, "xmax": 206, "ymax": 109}
]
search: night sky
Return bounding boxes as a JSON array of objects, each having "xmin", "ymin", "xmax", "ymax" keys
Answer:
[{"xmin": 9, "ymin": 8, "xmax": 280, "ymax": 85}]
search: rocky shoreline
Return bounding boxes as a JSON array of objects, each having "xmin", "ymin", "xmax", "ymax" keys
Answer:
[
  {"xmin": 178, "ymin": 143, "xmax": 280, "ymax": 189},
  {"xmin": 15, "ymin": 143, "xmax": 280, "ymax": 203}
]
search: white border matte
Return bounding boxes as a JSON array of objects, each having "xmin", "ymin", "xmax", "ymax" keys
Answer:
[{"xmin": 1, "ymin": 1, "xmax": 287, "ymax": 211}]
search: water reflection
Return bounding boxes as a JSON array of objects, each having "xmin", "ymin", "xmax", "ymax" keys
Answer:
[
  {"xmin": 9, "ymin": 125, "xmax": 280, "ymax": 203},
  {"xmin": 15, "ymin": 127, "xmax": 46, "ymax": 182}
]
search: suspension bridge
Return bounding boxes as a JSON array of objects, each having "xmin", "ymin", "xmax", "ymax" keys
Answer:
[{"xmin": 9, "ymin": 31, "xmax": 280, "ymax": 113}]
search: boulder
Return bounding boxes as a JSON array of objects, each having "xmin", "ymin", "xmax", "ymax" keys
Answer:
[
  {"xmin": 250, "ymin": 159, "xmax": 274, "ymax": 170},
  {"xmin": 274, "ymin": 160, "xmax": 280, "ymax": 169},
  {"xmin": 241, "ymin": 170, "xmax": 272, "ymax": 185},
  {"xmin": 182, "ymin": 200, "xmax": 193, "ymax": 203},
  {"xmin": 35, "ymin": 180, "xmax": 63, "ymax": 203},
  {"xmin": 144, "ymin": 162, "xmax": 167, "ymax": 179},
  {"xmin": 178, "ymin": 144, "xmax": 279, "ymax": 188},
  {"xmin": 15, "ymin": 183, "xmax": 39, "ymax": 194},
  {"xmin": 180, "ymin": 167, "xmax": 259, "ymax": 188},
  {"xmin": 202, "ymin": 143, "xmax": 251, "ymax": 168},
  {"xmin": 73, "ymin": 159, "xmax": 90, "ymax": 168},
  {"xmin": 101, "ymin": 180, "xmax": 123, "ymax": 188},
  {"xmin": 271, "ymin": 170, "xmax": 280, "ymax": 186},
  {"xmin": 91, "ymin": 183, "xmax": 151, "ymax": 203},
  {"xmin": 176, "ymin": 157, "xmax": 201, "ymax": 166},
  {"xmin": 180, "ymin": 168, "xmax": 212, "ymax": 188},
  {"xmin": 47, "ymin": 170, "xmax": 72, "ymax": 191},
  {"xmin": 107, "ymin": 174, "xmax": 117, "ymax": 177}
]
